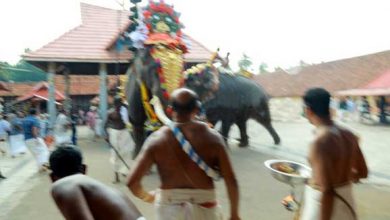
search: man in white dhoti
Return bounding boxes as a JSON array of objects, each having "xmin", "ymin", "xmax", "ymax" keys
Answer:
[
  {"xmin": 0, "ymin": 114, "xmax": 10, "ymax": 156},
  {"xmin": 301, "ymin": 88, "xmax": 368, "ymax": 220},
  {"xmin": 54, "ymin": 109, "xmax": 71, "ymax": 145},
  {"xmin": 8, "ymin": 112, "xmax": 27, "ymax": 157},
  {"xmin": 22, "ymin": 109, "xmax": 50, "ymax": 172},
  {"xmin": 127, "ymin": 88, "xmax": 240, "ymax": 220},
  {"xmin": 105, "ymin": 97, "xmax": 134, "ymax": 183}
]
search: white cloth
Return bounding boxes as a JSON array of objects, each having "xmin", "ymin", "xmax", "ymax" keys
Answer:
[
  {"xmin": 9, "ymin": 134, "xmax": 27, "ymax": 156},
  {"xmin": 155, "ymin": 189, "xmax": 222, "ymax": 220},
  {"xmin": 301, "ymin": 184, "xmax": 356, "ymax": 220},
  {"xmin": 25, "ymin": 138, "xmax": 49, "ymax": 168},
  {"xmin": 0, "ymin": 119, "xmax": 10, "ymax": 139},
  {"xmin": 55, "ymin": 113, "xmax": 71, "ymax": 145},
  {"xmin": 95, "ymin": 118, "xmax": 103, "ymax": 137},
  {"xmin": 107, "ymin": 128, "xmax": 133, "ymax": 174},
  {"xmin": 120, "ymin": 106, "xmax": 130, "ymax": 125}
]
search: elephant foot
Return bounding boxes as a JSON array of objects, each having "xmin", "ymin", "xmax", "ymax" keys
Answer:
[
  {"xmin": 274, "ymin": 136, "xmax": 281, "ymax": 145},
  {"xmin": 238, "ymin": 139, "xmax": 249, "ymax": 147}
]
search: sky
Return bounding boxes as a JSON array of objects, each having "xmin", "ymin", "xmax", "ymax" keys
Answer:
[{"xmin": 1, "ymin": 0, "xmax": 390, "ymax": 72}]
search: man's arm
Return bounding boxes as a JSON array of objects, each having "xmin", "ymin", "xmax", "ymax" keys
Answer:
[
  {"xmin": 352, "ymin": 138, "xmax": 368, "ymax": 181},
  {"xmin": 51, "ymin": 184, "xmax": 94, "ymax": 220},
  {"xmin": 311, "ymin": 140, "xmax": 333, "ymax": 220},
  {"xmin": 217, "ymin": 137, "xmax": 240, "ymax": 220},
  {"xmin": 127, "ymin": 134, "xmax": 157, "ymax": 203}
]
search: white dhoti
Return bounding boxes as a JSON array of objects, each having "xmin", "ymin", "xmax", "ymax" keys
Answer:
[
  {"xmin": 25, "ymin": 138, "xmax": 49, "ymax": 168},
  {"xmin": 155, "ymin": 189, "xmax": 223, "ymax": 220},
  {"xmin": 9, "ymin": 134, "xmax": 27, "ymax": 156},
  {"xmin": 108, "ymin": 128, "xmax": 133, "ymax": 175},
  {"xmin": 95, "ymin": 119, "xmax": 103, "ymax": 137},
  {"xmin": 301, "ymin": 184, "xmax": 356, "ymax": 220},
  {"xmin": 54, "ymin": 132, "xmax": 71, "ymax": 145}
]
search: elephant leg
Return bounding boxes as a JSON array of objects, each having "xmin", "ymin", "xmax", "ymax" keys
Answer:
[
  {"xmin": 236, "ymin": 120, "xmax": 249, "ymax": 147},
  {"xmin": 132, "ymin": 126, "xmax": 145, "ymax": 159},
  {"xmin": 220, "ymin": 120, "xmax": 233, "ymax": 147},
  {"xmin": 261, "ymin": 122, "xmax": 281, "ymax": 145},
  {"xmin": 253, "ymin": 104, "xmax": 281, "ymax": 145}
]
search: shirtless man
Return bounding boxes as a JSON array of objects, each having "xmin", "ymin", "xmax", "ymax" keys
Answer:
[
  {"xmin": 49, "ymin": 146, "xmax": 143, "ymax": 220},
  {"xmin": 105, "ymin": 97, "xmax": 134, "ymax": 183},
  {"xmin": 127, "ymin": 88, "xmax": 240, "ymax": 220},
  {"xmin": 301, "ymin": 88, "xmax": 368, "ymax": 220}
]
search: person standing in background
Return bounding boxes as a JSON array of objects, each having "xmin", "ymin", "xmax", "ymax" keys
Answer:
[
  {"xmin": 0, "ymin": 114, "xmax": 10, "ymax": 156},
  {"xmin": 86, "ymin": 106, "xmax": 97, "ymax": 140},
  {"xmin": 54, "ymin": 109, "xmax": 71, "ymax": 145},
  {"xmin": 70, "ymin": 109, "xmax": 78, "ymax": 145},
  {"xmin": 8, "ymin": 112, "xmax": 27, "ymax": 157}
]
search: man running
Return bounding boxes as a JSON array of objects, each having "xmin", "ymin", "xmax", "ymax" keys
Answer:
[
  {"xmin": 22, "ymin": 109, "xmax": 49, "ymax": 172},
  {"xmin": 127, "ymin": 88, "xmax": 240, "ymax": 220},
  {"xmin": 49, "ymin": 146, "xmax": 144, "ymax": 220},
  {"xmin": 301, "ymin": 88, "xmax": 368, "ymax": 220}
]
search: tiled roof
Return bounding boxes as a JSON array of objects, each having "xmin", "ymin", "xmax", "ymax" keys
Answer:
[
  {"xmin": 0, "ymin": 75, "xmax": 118, "ymax": 97},
  {"xmin": 17, "ymin": 82, "xmax": 65, "ymax": 102},
  {"xmin": 254, "ymin": 50, "xmax": 390, "ymax": 97},
  {"xmin": 337, "ymin": 70, "xmax": 390, "ymax": 96},
  {"xmin": 23, "ymin": 3, "xmax": 212, "ymax": 63},
  {"xmin": 0, "ymin": 82, "xmax": 10, "ymax": 91},
  {"xmin": 363, "ymin": 70, "xmax": 390, "ymax": 89}
]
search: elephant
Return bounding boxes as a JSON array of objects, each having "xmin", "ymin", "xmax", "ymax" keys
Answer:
[
  {"xmin": 125, "ymin": 48, "xmax": 280, "ymax": 159},
  {"xmin": 184, "ymin": 65, "xmax": 281, "ymax": 147}
]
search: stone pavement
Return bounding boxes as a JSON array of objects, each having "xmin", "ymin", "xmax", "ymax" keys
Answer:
[
  {"xmin": 1, "ymin": 123, "xmax": 390, "ymax": 219},
  {"xmin": 227, "ymin": 119, "xmax": 390, "ymax": 185}
]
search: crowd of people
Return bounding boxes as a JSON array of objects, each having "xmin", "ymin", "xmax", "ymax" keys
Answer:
[
  {"xmin": 332, "ymin": 95, "xmax": 390, "ymax": 123},
  {"xmin": 1, "ymin": 87, "xmax": 370, "ymax": 220},
  {"xmin": 0, "ymin": 105, "xmax": 103, "ymax": 178}
]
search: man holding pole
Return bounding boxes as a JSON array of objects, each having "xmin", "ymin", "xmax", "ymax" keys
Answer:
[{"xmin": 105, "ymin": 97, "xmax": 134, "ymax": 183}]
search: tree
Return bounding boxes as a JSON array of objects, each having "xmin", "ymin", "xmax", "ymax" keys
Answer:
[
  {"xmin": 259, "ymin": 62, "xmax": 268, "ymax": 74},
  {"xmin": 238, "ymin": 53, "xmax": 253, "ymax": 71},
  {"xmin": 299, "ymin": 60, "xmax": 309, "ymax": 67},
  {"xmin": 24, "ymin": 48, "xmax": 32, "ymax": 53}
]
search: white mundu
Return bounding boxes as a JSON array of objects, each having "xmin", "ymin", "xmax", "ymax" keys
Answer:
[
  {"xmin": 54, "ymin": 113, "xmax": 71, "ymax": 145},
  {"xmin": 301, "ymin": 184, "xmax": 356, "ymax": 220},
  {"xmin": 155, "ymin": 189, "xmax": 223, "ymax": 220},
  {"xmin": 107, "ymin": 128, "xmax": 133, "ymax": 175}
]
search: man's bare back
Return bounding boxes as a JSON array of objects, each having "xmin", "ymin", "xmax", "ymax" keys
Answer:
[
  {"xmin": 147, "ymin": 121, "xmax": 224, "ymax": 189},
  {"xmin": 52, "ymin": 174, "xmax": 142, "ymax": 220},
  {"xmin": 127, "ymin": 88, "xmax": 240, "ymax": 220},
  {"xmin": 309, "ymin": 125, "xmax": 368, "ymax": 189}
]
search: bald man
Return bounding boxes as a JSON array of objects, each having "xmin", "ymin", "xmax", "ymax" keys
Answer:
[{"xmin": 127, "ymin": 88, "xmax": 240, "ymax": 220}]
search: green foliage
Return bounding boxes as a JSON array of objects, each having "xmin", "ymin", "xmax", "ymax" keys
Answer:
[
  {"xmin": 259, "ymin": 62, "xmax": 268, "ymax": 74},
  {"xmin": 238, "ymin": 53, "xmax": 253, "ymax": 71},
  {"xmin": 0, "ymin": 60, "xmax": 46, "ymax": 82}
]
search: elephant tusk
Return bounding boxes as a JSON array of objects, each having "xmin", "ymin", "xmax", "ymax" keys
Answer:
[{"xmin": 150, "ymin": 96, "xmax": 172, "ymax": 125}]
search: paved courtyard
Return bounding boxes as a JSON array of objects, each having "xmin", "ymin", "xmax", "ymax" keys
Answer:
[{"xmin": 0, "ymin": 121, "xmax": 389, "ymax": 219}]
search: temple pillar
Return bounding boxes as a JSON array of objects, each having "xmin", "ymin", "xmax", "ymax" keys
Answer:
[
  {"xmin": 47, "ymin": 62, "xmax": 57, "ymax": 132},
  {"xmin": 99, "ymin": 63, "xmax": 108, "ymax": 129}
]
